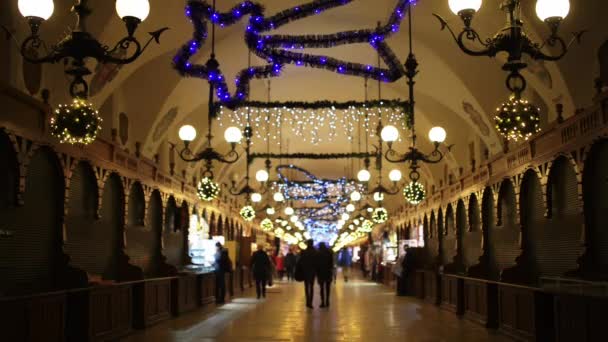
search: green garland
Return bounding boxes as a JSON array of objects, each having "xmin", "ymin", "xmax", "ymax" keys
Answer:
[
  {"xmin": 261, "ymin": 218, "xmax": 274, "ymax": 232},
  {"xmin": 404, "ymin": 181, "xmax": 426, "ymax": 205},
  {"xmin": 50, "ymin": 98, "xmax": 102, "ymax": 145},
  {"xmin": 372, "ymin": 207, "xmax": 389, "ymax": 224},
  {"xmin": 494, "ymin": 95, "xmax": 541, "ymax": 142},
  {"xmin": 360, "ymin": 219, "xmax": 374, "ymax": 233},
  {"xmin": 240, "ymin": 205, "xmax": 256, "ymax": 221},
  {"xmin": 197, "ymin": 177, "xmax": 220, "ymax": 202}
]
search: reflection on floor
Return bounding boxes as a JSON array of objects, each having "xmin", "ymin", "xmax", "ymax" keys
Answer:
[{"xmin": 122, "ymin": 277, "xmax": 512, "ymax": 342}]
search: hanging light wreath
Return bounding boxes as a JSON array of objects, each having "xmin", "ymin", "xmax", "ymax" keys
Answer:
[
  {"xmin": 240, "ymin": 205, "xmax": 256, "ymax": 221},
  {"xmin": 260, "ymin": 218, "xmax": 274, "ymax": 232},
  {"xmin": 372, "ymin": 207, "xmax": 389, "ymax": 224},
  {"xmin": 361, "ymin": 219, "xmax": 374, "ymax": 233},
  {"xmin": 50, "ymin": 98, "xmax": 102, "ymax": 145},
  {"xmin": 197, "ymin": 177, "xmax": 220, "ymax": 201},
  {"xmin": 494, "ymin": 95, "xmax": 541, "ymax": 142},
  {"xmin": 403, "ymin": 181, "xmax": 426, "ymax": 205}
]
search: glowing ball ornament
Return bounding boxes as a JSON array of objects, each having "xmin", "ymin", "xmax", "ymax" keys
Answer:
[
  {"xmin": 266, "ymin": 207, "xmax": 275, "ymax": 215},
  {"xmin": 361, "ymin": 219, "xmax": 374, "ymax": 233},
  {"xmin": 273, "ymin": 192, "xmax": 285, "ymax": 202},
  {"xmin": 197, "ymin": 177, "xmax": 220, "ymax": 201},
  {"xmin": 346, "ymin": 204, "xmax": 355, "ymax": 212},
  {"xmin": 261, "ymin": 218, "xmax": 274, "ymax": 232},
  {"xmin": 284, "ymin": 207, "xmax": 295, "ymax": 216},
  {"xmin": 240, "ymin": 205, "xmax": 256, "ymax": 221},
  {"xmin": 494, "ymin": 95, "xmax": 541, "ymax": 142},
  {"xmin": 50, "ymin": 98, "xmax": 102, "ymax": 145},
  {"xmin": 350, "ymin": 191, "xmax": 362, "ymax": 202},
  {"xmin": 372, "ymin": 207, "xmax": 389, "ymax": 224},
  {"xmin": 251, "ymin": 193, "xmax": 262, "ymax": 203},
  {"xmin": 373, "ymin": 192, "xmax": 384, "ymax": 202},
  {"xmin": 404, "ymin": 181, "xmax": 426, "ymax": 205}
]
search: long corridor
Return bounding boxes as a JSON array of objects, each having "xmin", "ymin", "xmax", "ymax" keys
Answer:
[{"xmin": 123, "ymin": 277, "xmax": 511, "ymax": 342}]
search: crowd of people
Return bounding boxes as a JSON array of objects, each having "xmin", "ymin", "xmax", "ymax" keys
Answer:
[{"xmin": 214, "ymin": 239, "xmax": 414, "ymax": 306}]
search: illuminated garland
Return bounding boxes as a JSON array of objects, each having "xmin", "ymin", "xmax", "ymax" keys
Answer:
[
  {"xmin": 50, "ymin": 98, "xmax": 102, "ymax": 145},
  {"xmin": 260, "ymin": 218, "xmax": 274, "ymax": 231},
  {"xmin": 174, "ymin": 0, "xmax": 412, "ymax": 109},
  {"xmin": 219, "ymin": 100, "xmax": 410, "ymax": 144},
  {"xmin": 403, "ymin": 181, "xmax": 425, "ymax": 205},
  {"xmin": 197, "ymin": 177, "xmax": 220, "ymax": 201},
  {"xmin": 240, "ymin": 205, "xmax": 256, "ymax": 221},
  {"xmin": 360, "ymin": 219, "xmax": 374, "ymax": 233},
  {"xmin": 494, "ymin": 95, "xmax": 541, "ymax": 142},
  {"xmin": 372, "ymin": 207, "xmax": 389, "ymax": 223}
]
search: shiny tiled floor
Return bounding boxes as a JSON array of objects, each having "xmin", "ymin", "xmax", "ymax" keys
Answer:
[{"xmin": 122, "ymin": 276, "xmax": 512, "ymax": 342}]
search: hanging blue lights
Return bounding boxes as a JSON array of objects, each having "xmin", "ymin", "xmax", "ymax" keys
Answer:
[{"xmin": 173, "ymin": 0, "xmax": 415, "ymax": 109}]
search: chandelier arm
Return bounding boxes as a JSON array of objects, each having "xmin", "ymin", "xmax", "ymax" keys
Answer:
[
  {"xmin": 433, "ymin": 14, "xmax": 492, "ymax": 57},
  {"xmin": 20, "ymin": 36, "xmax": 64, "ymax": 64},
  {"xmin": 102, "ymin": 28, "xmax": 169, "ymax": 65},
  {"xmin": 384, "ymin": 149, "xmax": 408, "ymax": 164},
  {"xmin": 528, "ymin": 31, "xmax": 586, "ymax": 62},
  {"xmin": 419, "ymin": 149, "xmax": 444, "ymax": 164},
  {"xmin": 177, "ymin": 148, "xmax": 204, "ymax": 163},
  {"xmin": 216, "ymin": 149, "xmax": 240, "ymax": 164}
]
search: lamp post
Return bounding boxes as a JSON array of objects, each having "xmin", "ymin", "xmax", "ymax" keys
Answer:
[
  {"xmin": 381, "ymin": 3, "xmax": 447, "ymax": 183},
  {"xmin": 11, "ymin": 0, "xmax": 167, "ymax": 98}
]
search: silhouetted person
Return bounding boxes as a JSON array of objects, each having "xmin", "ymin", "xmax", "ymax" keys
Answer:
[
  {"xmin": 284, "ymin": 249, "xmax": 297, "ymax": 281},
  {"xmin": 251, "ymin": 245, "xmax": 271, "ymax": 299},
  {"xmin": 298, "ymin": 240, "xmax": 317, "ymax": 308},
  {"xmin": 337, "ymin": 247, "xmax": 353, "ymax": 282},
  {"xmin": 214, "ymin": 242, "xmax": 230, "ymax": 304},
  {"xmin": 316, "ymin": 242, "xmax": 334, "ymax": 308},
  {"xmin": 395, "ymin": 244, "xmax": 409, "ymax": 296}
]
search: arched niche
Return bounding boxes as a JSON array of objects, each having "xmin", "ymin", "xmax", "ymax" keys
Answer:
[
  {"xmin": 493, "ymin": 179, "xmax": 520, "ymax": 276},
  {"xmin": 142, "ymin": 190, "xmax": 163, "ymax": 277},
  {"xmin": 124, "ymin": 182, "xmax": 156, "ymax": 276},
  {"xmin": 437, "ymin": 208, "xmax": 445, "ymax": 265},
  {"xmin": 442, "ymin": 204, "xmax": 457, "ymax": 266},
  {"xmin": 164, "ymin": 197, "xmax": 187, "ymax": 267},
  {"xmin": 464, "ymin": 195, "xmax": 483, "ymax": 269},
  {"xmin": 541, "ymin": 156, "xmax": 584, "ymax": 276},
  {"xmin": 64, "ymin": 161, "xmax": 100, "ymax": 278},
  {"xmin": 0, "ymin": 131, "xmax": 18, "ymax": 208},
  {"xmin": 216, "ymin": 214, "xmax": 224, "ymax": 237},
  {"xmin": 0, "ymin": 147, "xmax": 63, "ymax": 295},
  {"xmin": 209, "ymin": 212, "xmax": 216, "ymax": 236},
  {"xmin": 81, "ymin": 173, "xmax": 125, "ymax": 281},
  {"xmin": 127, "ymin": 182, "xmax": 145, "ymax": 226},
  {"xmin": 512, "ymin": 169, "xmax": 544, "ymax": 283},
  {"xmin": 582, "ymin": 141, "xmax": 608, "ymax": 276}
]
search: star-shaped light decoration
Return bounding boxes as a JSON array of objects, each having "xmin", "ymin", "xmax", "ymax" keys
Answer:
[{"xmin": 173, "ymin": 0, "xmax": 413, "ymax": 109}]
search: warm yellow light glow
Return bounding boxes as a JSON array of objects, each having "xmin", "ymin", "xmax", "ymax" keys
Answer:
[
  {"xmin": 448, "ymin": 0, "xmax": 482, "ymax": 15},
  {"xmin": 429, "ymin": 126, "xmax": 447, "ymax": 143},
  {"xmin": 255, "ymin": 169, "xmax": 269, "ymax": 182},
  {"xmin": 224, "ymin": 127, "xmax": 243, "ymax": 143},
  {"xmin": 350, "ymin": 191, "xmax": 362, "ymax": 202},
  {"xmin": 179, "ymin": 125, "xmax": 197, "ymax": 142},
  {"xmin": 536, "ymin": 0, "xmax": 570, "ymax": 21},
  {"xmin": 389, "ymin": 169, "xmax": 402, "ymax": 182},
  {"xmin": 381, "ymin": 125, "xmax": 399, "ymax": 142},
  {"xmin": 357, "ymin": 169, "xmax": 371, "ymax": 182},
  {"xmin": 115, "ymin": 0, "xmax": 150, "ymax": 21},
  {"xmin": 19, "ymin": 0, "xmax": 54, "ymax": 20}
]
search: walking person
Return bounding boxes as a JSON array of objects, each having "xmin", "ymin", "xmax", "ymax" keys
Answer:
[
  {"xmin": 296, "ymin": 239, "xmax": 317, "ymax": 309},
  {"xmin": 316, "ymin": 242, "xmax": 334, "ymax": 308},
  {"xmin": 214, "ymin": 242, "xmax": 229, "ymax": 304},
  {"xmin": 394, "ymin": 244, "xmax": 408, "ymax": 296},
  {"xmin": 251, "ymin": 245, "xmax": 271, "ymax": 299},
  {"xmin": 284, "ymin": 248, "xmax": 297, "ymax": 282},
  {"xmin": 338, "ymin": 247, "xmax": 353, "ymax": 282},
  {"xmin": 275, "ymin": 252, "xmax": 285, "ymax": 281}
]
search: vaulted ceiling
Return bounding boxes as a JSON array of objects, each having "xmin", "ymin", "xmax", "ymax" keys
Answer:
[{"xmin": 3, "ymin": 0, "xmax": 607, "ymax": 210}]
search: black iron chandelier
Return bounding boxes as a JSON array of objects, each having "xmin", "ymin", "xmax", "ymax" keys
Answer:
[
  {"xmin": 11, "ymin": 0, "xmax": 168, "ymax": 98},
  {"xmin": 177, "ymin": 0, "xmax": 244, "ymax": 178},
  {"xmin": 380, "ymin": 3, "xmax": 448, "ymax": 183},
  {"xmin": 433, "ymin": 0, "xmax": 581, "ymax": 92}
]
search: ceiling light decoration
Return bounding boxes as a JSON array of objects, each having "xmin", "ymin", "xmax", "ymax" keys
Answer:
[
  {"xmin": 360, "ymin": 219, "xmax": 374, "ymax": 233},
  {"xmin": 350, "ymin": 191, "xmax": 362, "ymax": 202},
  {"xmin": 251, "ymin": 193, "xmax": 263, "ymax": 203},
  {"xmin": 50, "ymin": 98, "xmax": 102, "ymax": 145},
  {"xmin": 494, "ymin": 95, "xmax": 541, "ymax": 142},
  {"xmin": 403, "ymin": 181, "xmax": 426, "ymax": 206},
  {"xmin": 346, "ymin": 204, "xmax": 356, "ymax": 212},
  {"xmin": 435, "ymin": 0, "xmax": 583, "ymax": 140},
  {"xmin": 372, "ymin": 207, "xmax": 389, "ymax": 224},
  {"xmin": 240, "ymin": 205, "xmax": 256, "ymax": 222},
  {"xmin": 174, "ymin": 0, "xmax": 414, "ymax": 109},
  {"xmin": 261, "ymin": 218, "xmax": 274, "ymax": 232},
  {"xmin": 266, "ymin": 206, "xmax": 276, "ymax": 215},
  {"xmin": 219, "ymin": 101, "xmax": 409, "ymax": 144},
  {"xmin": 284, "ymin": 207, "xmax": 295, "ymax": 216},
  {"xmin": 382, "ymin": 3, "xmax": 448, "ymax": 186},
  {"xmin": 9, "ymin": 0, "xmax": 167, "ymax": 99},
  {"xmin": 273, "ymin": 192, "xmax": 285, "ymax": 202},
  {"xmin": 197, "ymin": 177, "xmax": 220, "ymax": 202}
]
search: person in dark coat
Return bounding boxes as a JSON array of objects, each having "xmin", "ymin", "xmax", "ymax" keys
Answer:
[
  {"xmin": 284, "ymin": 249, "xmax": 297, "ymax": 282},
  {"xmin": 251, "ymin": 245, "xmax": 271, "ymax": 299},
  {"xmin": 214, "ymin": 242, "xmax": 229, "ymax": 304},
  {"xmin": 316, "ymin": 242, "xmax": 334, "ymax": 308},
  {"xmin": 298, "ymin": 239, "xmax": 317, "ymax": 308}
]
